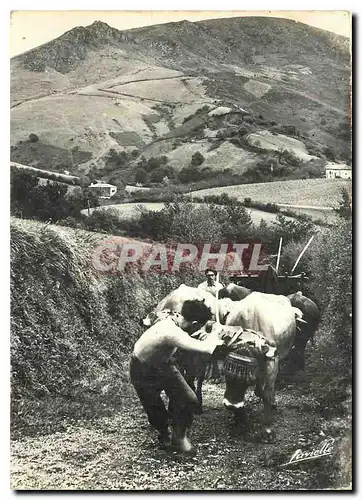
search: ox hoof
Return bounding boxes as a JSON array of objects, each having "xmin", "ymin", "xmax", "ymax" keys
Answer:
[
  {"xmin": 260, "ymin": 428, "xmax": 276, "ymax": 443},
  {"xmin": 170, "ymin": 436, "xmax": 196, "ymax": 456},
  {"xmin": 157, "ymin": 428, "xmax": 171, "ymax": 449}
]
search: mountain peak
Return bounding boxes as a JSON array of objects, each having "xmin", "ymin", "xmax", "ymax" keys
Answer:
[
  {"xmin": 65, "ymin": 20, "xmax": 122, "ymax": 41},
  {"xmin": 89, "ymin": 20, "xmax": 112, "ymax": 28},
  {"xmin": 13, "ymin": 20, "xmax": 123, "ymax": 73}
]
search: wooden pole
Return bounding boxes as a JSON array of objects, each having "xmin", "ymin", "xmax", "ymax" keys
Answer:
[
  {"xmin": 215, "ymin": 271, "xmax": 220, "ymax": 324},
  {"xmin": 276, "ymin": 237, "xmax": 283, "ymax": 274},
  {"xmin": 290, "ymin": 235, "xmax": 314, "ymax": 275}
]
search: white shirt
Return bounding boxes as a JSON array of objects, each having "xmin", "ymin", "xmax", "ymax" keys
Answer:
[{"xmin": 198, "ymin": 280, "xmax": 224, "ymax": 297}]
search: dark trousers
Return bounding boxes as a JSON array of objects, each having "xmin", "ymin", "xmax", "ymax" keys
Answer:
[{"xmin": 130, "ymin": 355, "xmax": 199, "ymax": 433}]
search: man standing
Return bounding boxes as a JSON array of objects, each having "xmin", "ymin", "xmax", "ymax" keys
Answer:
[
  {"xmin": 130, "ymin": 300, "xmax": 222, "ymax": 454},
  {"xmin": 197, "ymin": 268, "xmax": 225, "ymax": 297}
]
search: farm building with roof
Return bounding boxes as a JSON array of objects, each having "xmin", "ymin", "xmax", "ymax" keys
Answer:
[
  {"xmin": 325, "ymin": 163, "xmax": 352, "ymax": 180},
  {"xmin": 89, "ymin": 181, "xmax": 117, "ymax": 199}
]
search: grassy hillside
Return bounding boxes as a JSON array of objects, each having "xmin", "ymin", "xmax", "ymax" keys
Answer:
[
  {"xmin": 10, "ymin": 218, "xmax": 205, "ymax": 437},
  {"xmin": 11, "ymin": 17, "xmax": 351, "ymax": 183},
  {"xmin": 189, "ymin": 179, "xmax": 352, "ymax": 208}
]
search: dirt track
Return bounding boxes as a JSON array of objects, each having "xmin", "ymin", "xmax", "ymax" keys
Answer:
[{"xmin": 10, "ymin": 380, "xmax": 350, "ymax": 491}]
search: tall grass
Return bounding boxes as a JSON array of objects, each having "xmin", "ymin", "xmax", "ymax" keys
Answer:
[
  {"xmin": 307, "ymin": 220, "xmax": 352, "ymax": 415},
  {"xmin": 10, "ymin": 219, "xmax": 203, "ymax": 437}
]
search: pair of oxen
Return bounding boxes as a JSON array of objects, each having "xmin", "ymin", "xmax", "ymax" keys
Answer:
[{"xmin": 142, "ymin": 283, "xmax": 320, "ymax": 442}]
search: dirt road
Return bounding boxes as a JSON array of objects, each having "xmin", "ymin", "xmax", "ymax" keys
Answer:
[{"xmin": 10, "ymin": 380, "xmax": 350, "ymax": 491}]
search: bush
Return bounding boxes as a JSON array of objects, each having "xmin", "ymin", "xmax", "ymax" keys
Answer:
[
  {"xmin": 238, "ymin": 125, "xmax": 249, "ymax": 137},
  {"xmin": 11, "ymin": 169, "xmax": 100, "ymax": 222},
  {"xmin": 104, "ymin": 149, "xmax": 130, "ymax": 169},
  {"xmin": 308, "ymin": 219, "xmax": 352, "ymax": 413},
  {"xmin": 278, "ymin": 149, "xmax": 303, "ymax": 167},
  {"xmin": 333, "ymin": 187, "xmax": 352, "ymax": 220},
  {"xmin": 190, "ymin": 151, "xmax": 205, "ymax": 167},
  {"xmin": 202, "ymin": 193, "xmax": 238, "ymax": 206},
  {"xmin": 182, "ymin": 105, "xmax": 211, "ymax": 123},
  {"xmin": 137, "ymin": 156, "xmax": 169, "ymax": 174},
  {"xmin": 28, "ymin": 133, "xmax": 39, "ymax": 143},
  {"xmin": 135, "ymin": 168, "xmax": 148, "ymax": 184},
  {"xmin": 324, "ymin": 146, "xmax": 336, "ymax": 161},
  {"xmin": 248, "ymin": 200, "xmax": 280, "ymax": 213},
  {"xmin": 207, "ymin": 140, "xmax": 223, "ymax": 152},
  {"xmin": 11, "ymin": 169, "xmax": 39, "ymax": 218},
  {"xmin": 84, "ymin": 208, "xmax": 123, "ymax": 234}
]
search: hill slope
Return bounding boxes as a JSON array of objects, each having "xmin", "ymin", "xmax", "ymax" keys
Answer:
[
  {"xmin": 11, "ymin": 17, "xmax": 351, "ymax": 180},
  {"xmin": 190, "ymin": 178, "xmax": 351, "ymax": 207}
]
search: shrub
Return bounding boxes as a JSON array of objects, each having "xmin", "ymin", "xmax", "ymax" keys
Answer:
[
  {"xmin": 243, "ymin": 115, "xmax": 254, "ymax": 123},
  {"xmin": 273, "ymin": 213, "xmax": 315, "ymax": 243},
  {"xmin": 137, "ymin": 156, "xmax": 169, "ymax": 174},
  {"xmin": 333, "ymin": 187, "xmax": 352, "ymax": 220},
  {"xmin": 238, "ymin": 125, "xmax": 249, "ymax": 137},
  {"xmin": 190, "ymin": 151, "xmax": 205, "ymax": 167},
  {"xmin": 324, "ymin": 146, "xmax": 336, "ymax": 161},
  {"xmin": 182, "ymin": 105, "xmax": 211, "ymax": 123},
  {"xmin": 11, "ymin": 169, "xmax": 39, "ymax": 217},
  {"xmin": 308, "ymin": 219, "xmax": 352, "ymax": 414},
  {"xmin": 278, "ymin": 148, "xmax": 303, "ymax": 167},
  {"xmin": 249, "ymin": 201, "xmax": 280, "ymax": 213},
  {"xmin": 84, "ymin": 208, "xmax": 123, "ymax": 234},
  {"xmin": 207, "ymin": 140, "xmax": 223, "ymax": 152},
  {"xmin": 28, "ymin": 133, "xmax": 39, "ymax": 143},
  {"xmin": 135, "ymin": 167, "xmax": 148, "ymax": 184},
  {"xmin": 203, "ymin": 193, "xmax": 238, "ymax": 206},
  {"xmin": 11, "ymin": 169, "xmax": 81, "ymax": 222}
]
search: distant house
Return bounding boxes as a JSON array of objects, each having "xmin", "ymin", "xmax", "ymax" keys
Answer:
[
  {"xmin": 89, "ymin": 181, "xmax": 117, "ymax": 199},
  {"xmin": 325, "ymin": 163, "xmax": 352, "ymax": 180}
]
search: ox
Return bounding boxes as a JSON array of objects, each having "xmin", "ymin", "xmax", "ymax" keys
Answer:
[
  {"xmin": 218, "ymin": 283, "xmax": 252, "ymax": 301},
  {"xmin": 221, "ymin": 285, "xmax": 320, "ymax": 374},
  {"xmin": 285, "ymin": 291, "xmax": 320, "ymax": 372},
  {"xmin": 216, "ymin": 292, "xmax": 303, "ymax": 441},
  {"xmin": 142, "ymin": 285, "xmax": 223, "ymax": 410},
  {"xmin": 142, "ymin": 285, "xmax": 217, "ymax": 327}
]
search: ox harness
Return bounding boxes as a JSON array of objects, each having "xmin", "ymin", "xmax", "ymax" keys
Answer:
[
  {"xmin": 151, "ymin": 311, "xmax": 277, "ymax": 380},
  {"xmin": 195, "ymin": 324, "xmax": 277, "ymax": 381}
]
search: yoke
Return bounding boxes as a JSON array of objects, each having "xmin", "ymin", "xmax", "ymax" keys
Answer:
[{"xmin": 221, "ymin": 328, "xmax": 277, "ymax": 381}]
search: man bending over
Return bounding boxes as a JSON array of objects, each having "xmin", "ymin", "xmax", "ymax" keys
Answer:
[{"xmin": 130, "ymin": 300, "xmax": 222, "ymax": 454}]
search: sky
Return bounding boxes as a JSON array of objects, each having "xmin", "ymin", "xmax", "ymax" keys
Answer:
[{"xmin": 10, "ymin": 10, "xmax": 351, "ymax": 57}]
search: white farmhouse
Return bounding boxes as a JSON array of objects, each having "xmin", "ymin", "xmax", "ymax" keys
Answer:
[
  {"xmin": 325, "ymin": 163, "xmax": 352, "ymax": 180},
  {"xmin": 89, "ymin": 181, "xmax": 117, "ymax": 199}
]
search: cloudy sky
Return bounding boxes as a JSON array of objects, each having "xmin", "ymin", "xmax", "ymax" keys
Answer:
[{"xmin": 10, "ymin": 10, "xmax": 351, "ymax": 57}]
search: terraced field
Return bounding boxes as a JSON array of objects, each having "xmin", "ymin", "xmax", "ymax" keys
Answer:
[
  {"xmin": 82, "ymin": 203, "xmax": 290, "ymax": 224},
  {"xmin": 189, "ymin": 179, "xmax": 352, "ymax": 208}
]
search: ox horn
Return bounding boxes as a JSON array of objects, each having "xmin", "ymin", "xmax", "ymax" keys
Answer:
[{"xmin": 296, "ymin": 317, "xmax": 308, "ymax": 324}]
